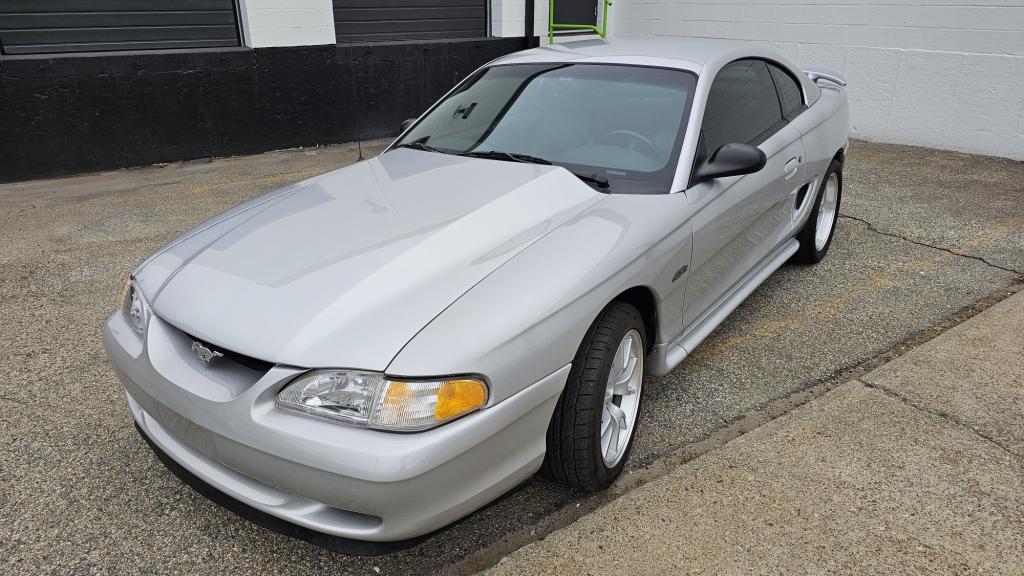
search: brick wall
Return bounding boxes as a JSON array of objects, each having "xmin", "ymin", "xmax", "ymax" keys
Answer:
[{"xmin": 611, "ymin": 1, "xmax": 1024, "ymax": 160}]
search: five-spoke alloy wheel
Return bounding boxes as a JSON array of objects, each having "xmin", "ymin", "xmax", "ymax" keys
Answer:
[
  {"xmin": 794, "ymin": 158, "xmax": 843, "ymax": 264},
  {"xmin": 542, "ymin": 302, "xmax": 647, "ymax": 491},
  {"xmin": 601, "ymin": 329, "xmax": 643, "ymax": 467}
]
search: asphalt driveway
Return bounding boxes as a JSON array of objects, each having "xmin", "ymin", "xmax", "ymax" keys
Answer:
[{"xmin": 1, "ymin": 140, "xmax": 1021, "ymax": 575}]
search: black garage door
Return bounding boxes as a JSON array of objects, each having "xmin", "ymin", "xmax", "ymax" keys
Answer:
[
  {"xmin": 334, "ymin": 0, "xmax": 487, "ymax": 43},
  {"xmin": 0, "ymin": 0, "xmax": 241, "ymax": 55}
]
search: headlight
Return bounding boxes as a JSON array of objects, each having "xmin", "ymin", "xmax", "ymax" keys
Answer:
[
  {"xmin": 275, "ymin": 370, "xmax": 488, "ymax": 432},
  {"xmin": 120, "ymin": 277, "xmax": 147, "ymax": 337}
]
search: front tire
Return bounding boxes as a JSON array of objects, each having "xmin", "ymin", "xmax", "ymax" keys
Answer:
[
  {"xmin": 541, "ymin": 302, "xmax": 646, "ymax": 491},
  {"xmin": 793, "ymin": 158, "xmax": 843, "ymax": 264}
]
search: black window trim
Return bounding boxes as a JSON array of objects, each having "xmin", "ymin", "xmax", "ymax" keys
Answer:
[{"xmin": 748, "ymin": 116, "xmax": 790, "ymax": 147}]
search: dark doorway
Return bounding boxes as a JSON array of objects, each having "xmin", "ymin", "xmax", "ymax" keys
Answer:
[{"xmin": 553, "ymin": 0, "xmax": 597, "ymax": 26}]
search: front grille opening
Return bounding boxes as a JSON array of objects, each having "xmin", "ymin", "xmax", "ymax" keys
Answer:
[{"xmin": 187, "ymin": 334, "xmax": 275, "ymax": 373}]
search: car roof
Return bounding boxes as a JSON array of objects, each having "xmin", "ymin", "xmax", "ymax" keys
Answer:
[{"xmin": 491, "ymin": 37, "xmax": 761, "ymax": 73}]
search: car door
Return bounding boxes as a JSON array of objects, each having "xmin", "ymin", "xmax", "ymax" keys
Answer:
[
  {"xmin": 681, "ymin": 59, "xmax": 805, "ymax": 328},
  {"xmin": 765, "ymin": 61, "xmax": 815, "ymax": 246}
]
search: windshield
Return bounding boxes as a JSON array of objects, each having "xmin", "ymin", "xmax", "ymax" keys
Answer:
[{"xmin": 394, "ymin": 63, "xmax": 697, "ymax": 193}]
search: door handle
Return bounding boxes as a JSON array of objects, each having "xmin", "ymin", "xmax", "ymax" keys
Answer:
[{"xmin": 784, "ymin": 157, "xmax": 800, "ymax": 179}]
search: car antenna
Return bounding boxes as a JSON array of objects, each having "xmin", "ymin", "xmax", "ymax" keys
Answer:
[{"xmin": 350, "ymin": 43, "xmax": 366, "ymax": 162}]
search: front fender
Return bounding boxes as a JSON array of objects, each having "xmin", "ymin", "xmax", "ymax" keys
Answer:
[{"xmin": 386, "ymin": 192, "xmax": 693, "ymax": 404}]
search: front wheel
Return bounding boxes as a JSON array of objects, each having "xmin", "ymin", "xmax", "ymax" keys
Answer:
[
  {"xmin": 540, "ymin": 302, "xmax": 646, "ymax": 491},
  {"xmin": 793, "ymin": 158, "xmax": 843, "ymax": 264}
]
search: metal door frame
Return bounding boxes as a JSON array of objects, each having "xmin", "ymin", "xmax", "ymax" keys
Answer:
[{"xmin": 549, "ymin": 0, "xmax": 612, "ymax": 42}]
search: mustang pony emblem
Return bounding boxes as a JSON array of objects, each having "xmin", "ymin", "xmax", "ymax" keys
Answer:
[{"xmin": 191, "ymin": 341, "xmax": 224, "ymax": 365}]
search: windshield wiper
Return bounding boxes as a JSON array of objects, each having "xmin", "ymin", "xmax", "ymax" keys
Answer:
[
  {"xmin": 462, "ymin": 149, "xmax": 610, "ymax": 190},
  {"xmin": 461, "ymin": 150, "xmax": 552, "ymax": 165},
  {"xmin": 394, "ymin": 141, "xmax": 447, "ymax": 154},
  {"xmin": 571, "ymin": 172, "xmax": 610, "ymax": 190}
]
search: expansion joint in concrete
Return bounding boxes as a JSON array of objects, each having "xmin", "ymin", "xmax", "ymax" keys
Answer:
[{"xmin": 861, "ymin": 380, "xmax": 1023, "ymax": 463}]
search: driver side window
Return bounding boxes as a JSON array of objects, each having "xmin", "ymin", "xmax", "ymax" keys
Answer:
[{"xmin": 701, "ymin": 59, "xmax": 784, "ymax": 156}]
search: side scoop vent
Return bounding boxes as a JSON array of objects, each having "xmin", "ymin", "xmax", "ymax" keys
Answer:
[{"xmin": 795, "ymin": 182, "xmax": 811, "ymax": 212}]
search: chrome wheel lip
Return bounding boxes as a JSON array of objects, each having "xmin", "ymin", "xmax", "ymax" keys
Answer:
[
  {"xmin": 815, "ymin": 173, "xmax": 839, "ymax": 251},
  {"xmin": 600, "ymin": 329, "xmax": 643, "ymax": 467}
]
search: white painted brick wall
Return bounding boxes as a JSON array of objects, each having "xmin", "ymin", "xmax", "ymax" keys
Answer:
[
  {"xmin": 238, "ymin": 0, "xmax": 335, "ymax": 48},
  {"xmin": 609, "ymin": 0, "xmax": 1024, "ymax": 160}
]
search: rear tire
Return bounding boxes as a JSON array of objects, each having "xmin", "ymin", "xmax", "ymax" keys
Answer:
[
  {"xmin": 540, "ymin": 302, "xmax": 646, "ymax": 492},
  {"xmin": 793, "ymin": 158, "xmax": 843, "ymax": 264}
]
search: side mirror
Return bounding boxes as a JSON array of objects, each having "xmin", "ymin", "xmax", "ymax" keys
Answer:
[
  {"xmin": 400, "ymin": 118, "xmax": 416, "ymax": 133},
  {"xmin": 693, "ymin": 143, "xmax": 767, "ymax": 182}
]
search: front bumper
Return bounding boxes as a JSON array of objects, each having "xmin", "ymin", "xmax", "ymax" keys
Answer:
[{"xmin": 103, "ymin": 311, "xmax": 568, "ymax": 543}]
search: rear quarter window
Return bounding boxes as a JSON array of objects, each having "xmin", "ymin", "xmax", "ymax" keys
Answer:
[{"xmin": 768, "ymin": 63, "xmax": 804, "ymax": 119}]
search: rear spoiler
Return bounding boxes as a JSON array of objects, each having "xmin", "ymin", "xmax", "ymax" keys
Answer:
[{"xmin": 803, "ymin": 67, "xmax": 847, "ymax": 87}]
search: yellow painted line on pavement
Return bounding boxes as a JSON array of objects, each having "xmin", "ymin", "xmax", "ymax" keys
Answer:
[{"xmin": 688, "ymin": 221, "xmax": 1021, "ymax": 362}]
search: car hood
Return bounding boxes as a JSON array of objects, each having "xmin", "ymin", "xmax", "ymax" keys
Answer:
[{"xmin": 140, "ymin": 148, "xmax": 603, "ymax": 369}]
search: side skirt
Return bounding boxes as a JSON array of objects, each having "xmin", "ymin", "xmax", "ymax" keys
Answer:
[{"xmin": 647, "ymin": 238, "xmax": 800, "ymax": 376}]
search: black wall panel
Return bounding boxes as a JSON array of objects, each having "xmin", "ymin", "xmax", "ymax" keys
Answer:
[
  {"xmin": 0, "ymin": 37, "xmax": 527, "ymax": 182},
  {"xmin": 0, "ymin": 0, "xmax": 241, "ymax": 55},
  {"xmin": 334, "ymin": 0, "xmax": 486, "ymax": 43}
]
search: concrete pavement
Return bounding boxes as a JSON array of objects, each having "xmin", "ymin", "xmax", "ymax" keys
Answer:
[{"xmin": 485, "ymin": 290, "xmax": 1024, "ymax": 575}]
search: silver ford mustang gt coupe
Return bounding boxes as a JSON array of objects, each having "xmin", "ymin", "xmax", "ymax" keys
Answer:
[{"xmin": 104, "ymin": 38, "xmax": 849, "ymax": 545}]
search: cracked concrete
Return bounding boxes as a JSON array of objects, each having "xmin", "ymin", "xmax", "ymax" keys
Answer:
[
  {"xmin": 840, "ymin": 213, "xmax": 1023, "ymax": 276},
  {"xmin": 1, "ymin": 140, "xmax": 1022, "ymax": 575},
  {"xmin": 841, "ymin": 142, "xmax": 1024, "ymax": 274},
  {"xmin": 861, "ymin": 290, "xmax": 1024, "ymax": 459},
  {"xmin": 865, "ymin": 380, "xmax": 1022, "ymax": 462},
  {"xmin": 486, "ymin": 290, "xmax": 1024, "ymax": 576}
]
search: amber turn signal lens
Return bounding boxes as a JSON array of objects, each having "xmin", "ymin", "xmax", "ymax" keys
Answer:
[
  {"xmin": 434, "ymin": 379, "xmax": 488, "ymax": 421},
  {"xmin": 278, "ymin": 371, "xmax": 488, "ymax": 431}
]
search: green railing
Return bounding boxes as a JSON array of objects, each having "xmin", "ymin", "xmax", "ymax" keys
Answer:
[{"xmin": 548, "ymin": 0, "xmax": 612, "ymax": 43}]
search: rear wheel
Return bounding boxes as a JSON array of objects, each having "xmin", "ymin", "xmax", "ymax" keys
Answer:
[
  {"xmin": 793, "ymin": 158, "xmax": 842, "ymax": 264},
  {"xmin": 541, "ymin": 302, "xmax": 645, "ymax": 491}
]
